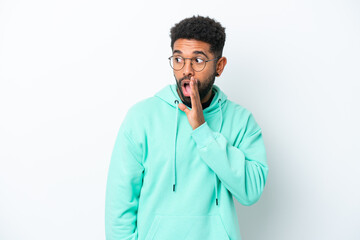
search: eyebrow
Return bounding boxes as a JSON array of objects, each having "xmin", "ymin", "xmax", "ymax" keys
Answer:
[
  {"xmin": 173, "ymin": 50, "xmax": 182, "ymax": 55},
  {"xmin": 193, "ymin": 51, "xmax": 209, "ymax": 59},
  {"xmin": 172, "ymin": 50, "xmax": 209, "ymax": 59}
]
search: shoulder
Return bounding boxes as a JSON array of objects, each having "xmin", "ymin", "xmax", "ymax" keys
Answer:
[
  {"xmin": 121, "ymin": 96, "xmax": 165, "ymax": 131},
  {"xmin": 224, "ymin": 99, "xmax": 261, "ymax": 130},
  {"xmin": 225, "ymin": 99, "xmax": 252, "ymax": 118},
  {"xmin": 119, "ymin": 96, "xmax": 160, "ymax": 141},
  {"xmin": 125, "ymin": 96, "xmax": 161, "ymax": 119}
]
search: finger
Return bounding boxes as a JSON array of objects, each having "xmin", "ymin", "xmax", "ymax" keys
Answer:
[
  {"xmin": 190, "ymin": 77, "xmax": 201, "ymax": 110},
  {"xmin": 178, "ymin": 102, "xmax": 190, "ymax": 114}
]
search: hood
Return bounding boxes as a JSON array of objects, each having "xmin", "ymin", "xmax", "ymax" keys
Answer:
[{"xmin": 154, "ymin": 83, "xmax": 228, "ymax": 206}]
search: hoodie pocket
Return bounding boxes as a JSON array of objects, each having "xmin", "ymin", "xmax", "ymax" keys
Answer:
[{"xmin": 144, "ymin": 215, "xmax": 229, "ymax": 240}]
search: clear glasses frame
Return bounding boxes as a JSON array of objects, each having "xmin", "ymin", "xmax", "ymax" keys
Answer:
[{"xmin": 168, "ymin": 56, "xmax": 220, "ymax": 72}]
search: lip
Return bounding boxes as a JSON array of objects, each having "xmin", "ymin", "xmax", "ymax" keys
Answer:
[
  {"xmin": 181, "ymin": 80, "xmax": 191, "ymax": 97},
  {"xmin": 181, "ymin": 80, "xmax": 191, "ymax": 87}
]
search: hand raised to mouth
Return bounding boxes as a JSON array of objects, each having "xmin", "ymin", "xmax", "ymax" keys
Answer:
[{"xmin": 178, "ymin": 77, "xmax": 206, "ymax": 130}]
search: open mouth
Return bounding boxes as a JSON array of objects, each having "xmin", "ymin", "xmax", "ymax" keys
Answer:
[{"xmin": 181, "ymin": 81, "xmax": 191, "ymax": 96}]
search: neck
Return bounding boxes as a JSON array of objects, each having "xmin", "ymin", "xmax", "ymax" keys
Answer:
[{"xmin": 201, "ymin": 87, "xmax": 213, "ymax": 104}]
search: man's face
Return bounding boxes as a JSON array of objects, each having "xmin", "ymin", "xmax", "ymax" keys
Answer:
[{"xmin": 172, "ymin": 39, "xmax": 218, "ymax": 107}]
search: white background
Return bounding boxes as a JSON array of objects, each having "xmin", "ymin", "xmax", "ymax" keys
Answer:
[{"xmin": 1, "ymin": 0, "xmax": 359, "ymax": 239}]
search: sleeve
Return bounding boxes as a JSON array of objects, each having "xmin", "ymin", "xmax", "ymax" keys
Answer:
[
  {"xmin": 191, "ymin": 113, "xmax": 268, "ymax": 206},
  {"xmin": 105, "ymin": 125, "xmax": 144, "ymax": 240}
]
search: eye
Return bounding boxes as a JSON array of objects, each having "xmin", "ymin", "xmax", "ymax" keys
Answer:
[
  {"xmin": 194, "ymin": 57, "xmax": 204, "ymax": 64},
  {"xmin": 174, "ymin": 57, "xmax": 183, "ymax": 63}
]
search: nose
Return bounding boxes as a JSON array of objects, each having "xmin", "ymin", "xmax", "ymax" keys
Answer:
[{"xmin": 183, "ymin": 58, "xmax": 194, "ymax": 77}]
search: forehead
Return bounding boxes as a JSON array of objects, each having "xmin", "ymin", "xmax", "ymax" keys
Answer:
[{"xmin": 173, "ymin": 39, "xmax": 212, "ymax": 56}]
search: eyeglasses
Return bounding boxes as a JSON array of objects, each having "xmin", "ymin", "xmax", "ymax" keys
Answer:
[{"xmin": 168, "ymin": 55, "xmax": 219, "ymax": 72}]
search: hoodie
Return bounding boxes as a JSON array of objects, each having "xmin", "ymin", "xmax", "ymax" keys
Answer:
[{"xmin": 105, "ymin": 84, "xmax": 268, "ymax": 240}]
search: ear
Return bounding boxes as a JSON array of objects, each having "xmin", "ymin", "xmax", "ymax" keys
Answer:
[{"xmin": 215, "ymin": 57, "xmax": 227, "ymax": 77}]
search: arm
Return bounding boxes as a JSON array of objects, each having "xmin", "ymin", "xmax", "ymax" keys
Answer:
[
  {"xmin": 105, "ymin": 126, "xmax": 144, "ymax": 240},
  {"xmin": 191, "ymin": 113, "xmax": 268, "ymax": 206}
]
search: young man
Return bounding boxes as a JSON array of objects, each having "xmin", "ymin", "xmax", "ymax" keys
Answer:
[{"xmin": 105, "ymin": 16, "xmax": 268, "ymax": 240}]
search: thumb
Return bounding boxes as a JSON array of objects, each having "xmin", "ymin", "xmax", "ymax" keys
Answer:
[{"xmin": 178, "ymin": 103, "xmax": 190, "ymax": 114}]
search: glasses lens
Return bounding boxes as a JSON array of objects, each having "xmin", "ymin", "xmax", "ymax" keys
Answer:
[
  {"xmin": 192, "ymin": 58, "xmax": 206, "ymax": 72},
  {"xmin": 170, "ymin": 56, "xmax": 184, "ymax": 70},
  {"xmin": 169, "ymin": 56, "xmax": 208, "ymax": 71}
]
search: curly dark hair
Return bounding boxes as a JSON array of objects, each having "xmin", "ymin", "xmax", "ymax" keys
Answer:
[{"xmin": 170, "ymin": 15, "xmax": 226, "ymax": 57}]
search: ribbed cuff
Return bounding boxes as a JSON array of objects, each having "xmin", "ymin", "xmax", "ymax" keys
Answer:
[{"xmin": 191, "ymin": 122, "xmax": 216, "ymax": 149}]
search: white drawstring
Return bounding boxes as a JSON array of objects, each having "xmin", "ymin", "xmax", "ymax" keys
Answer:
[
  {"xmin": 214, "ymin": 98, "xmax": 223, "ymax": 206},
  {"xmin": 173, "ymin": 100, "xmax": 179, "ymax": 191}
]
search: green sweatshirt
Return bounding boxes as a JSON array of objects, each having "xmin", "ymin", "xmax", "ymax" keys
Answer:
[{"xmin": 105, "ymin": 84, "xmax": 268, "ymax": 240}]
